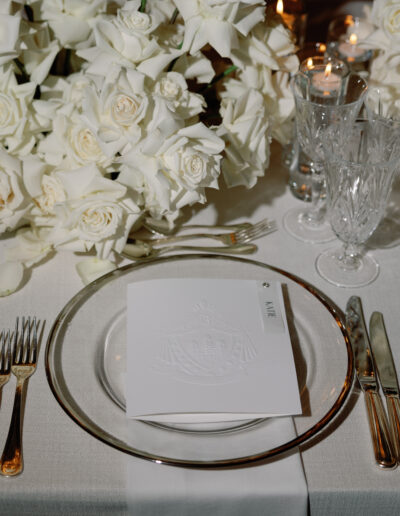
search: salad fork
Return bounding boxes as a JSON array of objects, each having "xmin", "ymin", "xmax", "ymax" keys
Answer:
[
  {"xmin": 0, "ymin": 330, "xmax": 12, "ymax": 398},
  {"xmin": 1, "ymin": 317, "xmax": 38, "ymax": 477},
  {"xmin": 131, "ymin": 218, "xmax": 277, "ymax": 246}
]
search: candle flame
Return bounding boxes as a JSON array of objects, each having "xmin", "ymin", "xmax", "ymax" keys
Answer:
[
  {"xmin": 349, "ymin": 33, "xmax": 358, "ymax": 45},
  {"xmin": 276, "ymin": 0, "xmax": 283, "ymax": 15},
  {"xmin": 319, "ymin": 43, "xmax": 327, "ymax": 53},
  {"xmin": 345, "ymin": 15, "xmax": 355, "ymax": 26},
  {"xmin": 306, "ymin": 58, "xmax": 313, "ymax": 69},
  {"xmin": 324, "ymin": 62, "xmax": 332, "ymax": 79}
]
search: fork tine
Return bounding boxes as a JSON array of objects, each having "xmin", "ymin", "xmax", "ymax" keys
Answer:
[
  {"xmin": 31, "ymin": 318, "xmax": 38, "ymax": 364},
  {"xmin": 234, "ymin": 219, "xmax": 277, "ymax": 243},
  {"xmin": 0, "ymin": 330, "xmax": 11, "ymax": 374},
  {"xmin": 26, "ymin": 317, "xmax": 31, "ymax": 364},
  {"xmin": 235, "ymin": 218, "xmax": 273, "ymax": 238},
  {"xmin": 13, "ymin": 317, "xmax": 20, "ymax": 364},
  {"xmin": 5, "ymin": 331, "xmax": 11, "ymax": 374}
]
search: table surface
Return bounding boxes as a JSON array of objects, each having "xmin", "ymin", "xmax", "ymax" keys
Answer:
[{"xmin": 1, "ymin": 145, "xmax": 400, "ymax": 515}]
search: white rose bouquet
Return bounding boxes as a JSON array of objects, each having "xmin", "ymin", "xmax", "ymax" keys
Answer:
[
  {"xmin": 0, "ymin": 0, "xmax": 298, "ymax": 294},
  {"xmin": 362, "ymin": 0, "xmax": 400, "ymax": 116}
]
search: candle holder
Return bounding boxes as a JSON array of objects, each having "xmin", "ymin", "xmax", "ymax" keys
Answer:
[
  {"xmin": 300, "ymin": 58, "xmax": 350, "ymax": 105},
  {"xmin": 283, "ymin": 71, "xmax": 368, "ymax": 243},
  {"xmin": 285, "ymin": 54, "xmax": 349, "ymax": 201},
  {"xmin": 326, "ymin": 14, "xmax": 374, "ymax": 76}
]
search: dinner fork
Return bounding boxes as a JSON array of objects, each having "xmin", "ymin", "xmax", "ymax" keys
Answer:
[
  {"xmin": 123, "ymin": 242, "xmax": 258, "ymax": 260},
  {"xmin": 0, "ymin": 330, "xmax": 12, "ymax": 399},
  {"xmin": 0, "ymin": 317, "xmax": 38, "ymax": 477},
  {"xmin": 131, "ymin": 218, "xmax": 277, "ymax": 246}
]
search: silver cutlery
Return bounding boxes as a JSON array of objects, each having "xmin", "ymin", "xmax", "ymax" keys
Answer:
[
  {"xmin": 123, "ymin": 242, "xmax": 258, "ymax": 260},
  {"xmin": 369, "ymin": 312, "xmax": 400, "ymax": 461},
  {"xmin": 142, "ymin": 219, "xmax": 253, "ymax": 236},
  {"xmin": 1, "ymin": 317, "xmax": 38, "ymax": 477},
  {"xmin": 134, "ymin": 218, "xmax": 277, "ymax": 246},
  {"xmin": 0, "ymin": 331, "xmax": 11, "ymax": 399},
  {"xmin": 346, "ymin": 296, "xmax": 396, "ymax": 469}
]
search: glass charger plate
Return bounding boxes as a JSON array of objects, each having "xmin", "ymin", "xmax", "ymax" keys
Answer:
[{"xmin": 45, "ymin": 254, "xmax": 353, "ymax": 467}]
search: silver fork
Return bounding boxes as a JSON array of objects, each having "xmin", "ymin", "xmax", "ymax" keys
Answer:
[
  {"xmin": 131, "ymin": 218, "xmax": 277, "ymax": 246},
  {"xmin": 0, "ymin": 317, "xmax": 38, "ymax": 477},
  {"xmin": 123, "ymin": 242, "xmax": 258, "ymax": 260},
  {"xmin": 0, "ymin": 330, "xmax": 12, "ymax": 399}
]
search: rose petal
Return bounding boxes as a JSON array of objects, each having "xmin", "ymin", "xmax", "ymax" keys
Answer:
[
  {"xmin": 0, "ymin": 262, "xmax": 24, "ymax": 297},
  {"xmin": 76, "ymin": 258, "xmax": 117, "ymax": 285}
]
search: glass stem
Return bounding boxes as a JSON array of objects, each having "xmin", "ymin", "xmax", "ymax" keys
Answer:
[
  {"xmin": 303, "ymin": 162, "xmax": 326, "ymax": 225},
  {"xmin": 338, "ymin": 243, "xmax": 363, "ymax": 271}
]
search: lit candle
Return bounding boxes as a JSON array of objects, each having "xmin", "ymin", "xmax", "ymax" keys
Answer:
[
  {"xmin": 311, "ymin": 62, "xmax": 341, "ymax": 94},
  {"xmin": 276, "ymin": 0, "xmax": 296, "ymax": 32},
  {"xmin": 338, "ymin": 33, "xmax": 366, "ymax": 61}
]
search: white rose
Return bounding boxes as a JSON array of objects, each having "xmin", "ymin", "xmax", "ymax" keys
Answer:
[
  {"xmin": 38, "ymin": 113, "xmax": 114, "ymax": 171},
  {"xmin": 80, "ymin": 66, "xmax": 152, "ymax": 157},
  {"xmin": 0, "ymin": 10, "xmax": 21, "ymax": 66},
  {"xmin": 0, "ymin": 64, "xmax": 50, "ymax": 156},
  {"xmin": 218, "ymin": 88, "xmax": 270, "ymax": 188},
  {"xmin": 172, "ymin": 52, "xmax": 216, "ymax": 84},
  {"xmin": 70, "ymin": 125, "xmax": 105, "ymax": 164},
  {"xmin": 364, "ymin": 1, "xmax": 400, "ymax": 50},
  {"xmin": 48, "ymin": 164, "xmax": 142, "ymax": 258},
  {"xmin": 31, "ymin": 0, "xmax": 111, "ymax": 49},
  {"xmin": 174, "ymin": 0, "xmax": 265, "ymax": 57},
  {"xmin": 155, "ymin": 123, "xmax": 224, "ymax": 206},
  {"xmin": 118, "ymin": 149, "xmax": 175, "ymax": 219},
  {"xmin": 78, "ymin": 16, "xmax": 181, "ymax": 79},
  {"xmin": 22, "ymin": 156, "xmax": 67, "ymax": 226},
  {"xmin": 0, "ymin": 147, "xmax": 30, "ymax": 232},
  {"xmin": 231, "ymin": 18, "xmax": 298, "ymax": 72},
  {"xmin": 153, "ymin": 71, "xmax": 205, "ymax": 119},
  {"xmin": 20, "ymin": 22, "xmax": 60, "ymax": 85},
  {"xmin": 116, "ymin": 0, "xmax": 163, "ymax": 35}
]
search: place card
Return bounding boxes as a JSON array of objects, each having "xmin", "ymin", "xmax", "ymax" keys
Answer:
[{"xmin": 126, "ymin": 279, "xmax": 302, "ymax": 423}]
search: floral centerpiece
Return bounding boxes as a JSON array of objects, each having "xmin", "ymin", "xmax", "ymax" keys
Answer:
[
  {"xmin": 362, "ymin": 0, "xmax": 400, "ymax": 116},
  {"xmin": 0, "ymin": 0, "xmax": 298, "ymax": 295}
]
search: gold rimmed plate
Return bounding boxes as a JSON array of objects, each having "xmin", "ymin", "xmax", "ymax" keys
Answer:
[{"xmin": 45, "ymin": 254, "xmax": 353, "ymax": 467}]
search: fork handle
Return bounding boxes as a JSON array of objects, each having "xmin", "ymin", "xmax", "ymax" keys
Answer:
[
  {"xmin": 1, "ymin": 378, "xmax": 24, "ymax": 476},
  {"xmin": 130, "ymin": 232, "xmax": 229, "ymax": 245}
]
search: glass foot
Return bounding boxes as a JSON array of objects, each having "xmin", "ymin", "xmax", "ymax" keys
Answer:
[
  {"xmin": 316, "ymin": 247, "xmax": 379, "ymax": 287},
  {"xmin": 283, "ymin": 207, "xmax": 335, "ymax": 243}
]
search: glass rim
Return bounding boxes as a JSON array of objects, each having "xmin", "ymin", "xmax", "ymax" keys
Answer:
[
  {"xmin": 290, "ymin": 72, "xmax": 368, "ymax": 109},
  {"xmin": 322, "ymin": 119, "xmax": 400, "ymax": 167}
]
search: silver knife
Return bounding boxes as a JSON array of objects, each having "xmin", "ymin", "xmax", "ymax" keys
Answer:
[
  {"xmin": 369, "ymin": 312, "xmax": 400, "ymax": 461},
  {"xmin": 346, "ymin": 296, "xmax": 396, "ymax": 469}
]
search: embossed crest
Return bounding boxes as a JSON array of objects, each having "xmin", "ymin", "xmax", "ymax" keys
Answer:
[{"xmin": 153, "ymin": 300, "xmax": 257, "ymax": 385}]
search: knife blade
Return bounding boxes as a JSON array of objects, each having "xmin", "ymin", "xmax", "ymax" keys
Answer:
[
  {"xmin": 369, "ymin": 312, "xmax": 400, "ymax": 461},
  {"xmin": 346, "ymin": 296, "xmax": 396, "ymax": 469}
]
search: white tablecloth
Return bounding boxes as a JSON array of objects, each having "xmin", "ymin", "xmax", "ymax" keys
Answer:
[{"xmin": 1, "ymin": 145, "xmax": 400, "ymax": 515}]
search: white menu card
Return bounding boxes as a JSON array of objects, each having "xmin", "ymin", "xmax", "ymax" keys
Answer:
[{"xmin": 126, "ymin": 279, "xmax": 302, "ymax": 423}]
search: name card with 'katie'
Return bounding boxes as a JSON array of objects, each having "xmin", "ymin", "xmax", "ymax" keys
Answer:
[{"xmin": 126, "ymin": 278, "xmax": 302, "ymax": 423}]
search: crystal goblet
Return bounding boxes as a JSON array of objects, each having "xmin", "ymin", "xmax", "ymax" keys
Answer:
[
  {"xmin": 283, "ymin": 69, "xmax": 368, "ymax": 243},
  {"xmin": 316, "ymin": 119, "xmax": 400, "ymax": 287}
]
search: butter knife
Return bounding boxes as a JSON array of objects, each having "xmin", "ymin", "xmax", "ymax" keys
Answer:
[
  {"xmin": 346, "ymin": 296, "xmax": 396, "ymax": 469},
  {"xmin": 369, "ymin": 312, "xmax": 400, "ymax": 461}
]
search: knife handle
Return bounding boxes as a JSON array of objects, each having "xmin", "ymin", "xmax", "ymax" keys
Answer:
[
  {"xmin": 365, "ymin": 390, "xmax": 396, "ymax": 468},
  {"xmin": 386, "ymin": 395, "xmax": 400, "ymax": 462}
]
